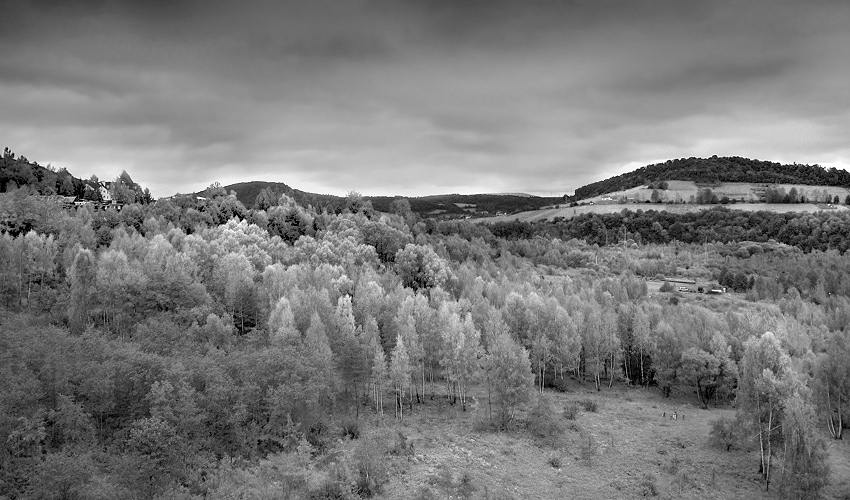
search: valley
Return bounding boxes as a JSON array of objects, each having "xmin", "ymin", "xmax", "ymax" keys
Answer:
[{"xmin": 2, "ymin": 152, "xmax": 850, "ymax": 499}]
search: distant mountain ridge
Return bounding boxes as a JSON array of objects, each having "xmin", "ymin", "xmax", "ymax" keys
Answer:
[
  {"xmin": 222, "ymin": 181, "xmax": 561, "ymax": 218},
  {"xmin": 573, "ymin": 156, "xmax": 850, "ymax": 201}
]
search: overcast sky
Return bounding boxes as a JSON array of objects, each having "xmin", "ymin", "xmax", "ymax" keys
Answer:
[{"xmin": 2, "ymin": 0, "xmax": 850, "ymax": 198}]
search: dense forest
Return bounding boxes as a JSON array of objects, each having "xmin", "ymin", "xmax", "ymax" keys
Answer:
[
  {"xmin": 573, "ymin": 156, "xmax": 850, "ymax": 200},
  {"xmin": 2, "ymin": 151, "xmax": 849, "ymax": 499},
  {"xmin": 489, "ymin": 206, "xmax": 850, "ymax": 254}
]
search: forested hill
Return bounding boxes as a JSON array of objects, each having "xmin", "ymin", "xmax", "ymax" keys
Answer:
[
  {"xmin": 1, "ymin": 147, "xmax": 87, "ymax": 197},
  {"xmin": 1, "ymin": 147, "xmax": 150, "ymax": 203},
  {"xmin": 573, "ymin": 156, "xmax": 850, "ymax": 200},
  {"xmin": 225, "ymin": 181, "xmax": 560, "ymax": 218},
  {"xmin": 223, "ymin": 181, "xmax": 345, "ymax": 213},
  {"xmin": 367, "ymin": 193, "xmax": 559, "ymax": 217}
]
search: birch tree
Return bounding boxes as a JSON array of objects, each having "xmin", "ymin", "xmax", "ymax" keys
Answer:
[
  {"xmin": 781, "ymin": 388, "xmax": 830, "ymax": 499},
  {"xmin": 305, "ymin": 312, "xmax": 335, "ymax": 408},
  {"xmin": 489, "ymin": 332, "xmax": 533, "ymax": 429},
  {"xmin": 737, "ymin": 332, "xmax": 794, "ymax": 491},
  {"xmin": 371, "ymin": 343, "xmax": 387, "ymax": 417},
  {"xmin": 632, "ymin": 308, "xmax": 654, "ymax": 387},
  {"xmin": 68, "ymin": 248, "xmax": 96, "ymax": 334},
  {"xmin": 268, "ymin": 297, "xmax": 300, "ymax": 346},
  {"xmin": 813, "ymin": 328, "xmax": 850, "ymax": 439},
  {"xmin": 390, "ymin": 335, "xmax": 411, "ymax": 421}
]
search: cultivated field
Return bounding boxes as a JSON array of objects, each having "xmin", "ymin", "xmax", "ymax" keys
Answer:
[
  {"xmin": 365, "ymin": 381, "xmax": 850, "ymax": 499},
  {"xmin": 583, "ymin": 181, "xmax": 850, "ymax": 205},
  {"xmin": 480, "ymin": 202, "xmax": 849, "ymax": 224}
]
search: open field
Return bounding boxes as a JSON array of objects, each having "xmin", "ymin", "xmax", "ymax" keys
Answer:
[
  {"xmin": 355, "ymin": 381, "xmax": 850, "ymax": 499},
  {"xmin": 479, "ymin": 201, "xmax": 849, "ymax": 224},
  {"xmin": 582, "ymin": 181, "xmax": 850, "ymax": 205}
]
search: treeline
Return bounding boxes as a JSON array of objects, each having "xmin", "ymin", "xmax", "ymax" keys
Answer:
[
  {"xmin": 1, "ymin": 185, "xmax": 848, "ymax": 498},
  {"xmin": 1, "ymin": 148, "xmax": 88, "ymax": 198},
  {"xmin": 489, "ymin": 207, "xmax": 850, "ymax": 253},
  {"xmin": 221, "ymin": 181, "xmax": 347, "ymax": 215},
  {"xmin": 573, "ymin": 156, "xmax": 850, "ymax": 200},
  {"xmin": 368, "ymin": 193, "xmax": 558, "ymax": 218}
]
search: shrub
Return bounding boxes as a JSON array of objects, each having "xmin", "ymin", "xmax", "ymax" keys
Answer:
[
  {"xmin": 527, "ymin": 395, "xmax": 563, "ymax": 447},
  {"xmin": 547, "ymin": 453, "xmax": 562, "ymax": 469},
  {"xmin": 563, "ymin": 402, "xmax": 580, "ymax": 420},
  {"xmin": 708, "ymin": 416, "xmax": 740, "ymax": 451},
  {"xmin": 389, "ymin": 431, "xmax": 414, "ymax": 457},
  {"xmin": 550, "ymin": 377, "xmax": 570, "ymax": 392},
  {"xmin": 483, "ymin": 487, "xmax": 517, "ymax": 500},
  {"xmin": 457, "ymin": 472, "xmax": 476, "ymax": 499},
  {"xmin": 351, "ymin": 436, "xmax": 389, "ymax": 498},
  {"xmin": 340, "ymin": 419, "xmax": 360, "ymax": 440},
  {"xmin": 660, "ymin": 281, "xmax": 674, "ymax": 292},
  {"xmin": 310, "ymin": 463, "xmax": 352, "ymax": 500},
  {"xmin": 427, "ymin": 466, "xmax": 477, "ymax": 500},
  {"xmin": 473, "ymin": 418, "xmax": 500, "ymax": 433},
  {"xmin": 306, "ymin": 419, "xmax": 333, "ymax": 452},
  {"xmin": 578, "ymin": 430, "xmax": 598, "ymax": 465},
  {"xmin": 580, "ymin": 399, "xmax": 598, "ymax": 412},
  {"xmin": 636, "ymin": 473, "xmax": 658, "ymax": 497},
  {"xmin": 414, "ymin": 486, "xmax": 439, "ymax": 500}
]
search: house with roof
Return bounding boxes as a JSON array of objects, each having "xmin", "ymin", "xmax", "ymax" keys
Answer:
[{"xmin": 99, "ymin": 182, "xmax": 113, "ymax": 203}]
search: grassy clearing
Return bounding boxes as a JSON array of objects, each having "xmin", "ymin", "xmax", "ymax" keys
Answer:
[{"xmin": 359, "ymin": 380, "xmax": 850, "ymax": 499}]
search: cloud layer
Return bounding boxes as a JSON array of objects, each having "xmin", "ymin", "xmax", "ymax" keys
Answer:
[{"xmin": 2, "ymin": 0, "xmax": 850, "ymax": 198}]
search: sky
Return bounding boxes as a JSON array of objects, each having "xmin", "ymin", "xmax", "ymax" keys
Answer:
[{"xmin": 2, "ymin": 0, "xmax": 850, "ymax": 199}]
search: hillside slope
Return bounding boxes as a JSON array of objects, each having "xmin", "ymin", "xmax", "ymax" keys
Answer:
[
  {"xmin": 222, "ymin": 181, "xmax": 345, "ymax": 212},
  {"xmin": 224, "ymin": 181, "xmax": 561, "ymax": 218},
  {"xmin": 573, "ymin": 156, "xmax": 850, "ymax": 200},
  {"xmin": 481, "ymin": 201, "xmax": 850, "ymax": 224}
]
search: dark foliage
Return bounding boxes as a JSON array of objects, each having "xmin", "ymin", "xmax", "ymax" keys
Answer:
[
  {"xmin": 368, "ymin": 193, "xmax": 560, "ymax": 219},
  {"xmin": 488, "ymin": 207, "xmax": 850, "ymax": 253}
]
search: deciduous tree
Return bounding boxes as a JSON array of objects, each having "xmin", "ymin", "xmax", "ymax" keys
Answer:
[{"xmin": 488, "ymin": 332, "xmax": 533, "ymax": 429}]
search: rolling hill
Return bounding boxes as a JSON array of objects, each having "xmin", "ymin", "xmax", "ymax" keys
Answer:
[
  {"xmin": 222, "ymin": 181, "xmax": 561, "ymax": 218},
  {"xmin": 571, "ymin": 156, "xmax": 850, "ymax": 201}
]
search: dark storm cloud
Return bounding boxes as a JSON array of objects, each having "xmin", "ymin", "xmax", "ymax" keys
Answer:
[{"xmin": 2, "ymin": 0, "xmax": 849, "ymax": 197}]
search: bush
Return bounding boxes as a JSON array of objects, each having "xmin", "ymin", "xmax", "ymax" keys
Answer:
[
  {"xmin": 427, "ymin": 466, "xmax": 476, "ymax": 500},
  {"xmin": 578, "ymin": 430, "xmax": 598, "ymax": 465},
  {"xmin": 579, "ymin": 399, "xmax": 598, "ymax": 412},
  {"xmin": 527, "ymin": 396, "xmax": 563, "ymax": 447},
  {"xmin": 708, "ymin": 416, "xmax": 740, "ymax": 451},
  {"xmin": 636, "ymin": 473, "xmax": 658, "ymax": 497},
  {"xmin": 414, "ymin": 486, "xmax": 439, "ymax": 500},
  {"xmin": 340, "ymin": 419, "xmax": 360, "ymax": 440},
  {"xmin": 563, "ymin": 402, "xmax": 580, "ymax": 420},
  {"xmin": 389, "ymin": 431, "xmax": 414, "ymax": 457},
  {"xmin": 550, "ymin": 377, "xmax": 570, "ymax": 392},
  {"xmin": 547, "ymin": 453, "xmax": 562, "ymax": 469},
  {"xmin": 306, "ymin": 419, "xmax": 333, "ymax": 453},
  {"xmin": 660, "ymin": 281, "xmax": 674, "ymax": 292},
  {"xmin": 310, "ymin": 463, "xmax": 352, "ymax": 500},
  {"xmin": 351, "ymin": 436, "xmax": 389, "ymax": 498},
  {"xmin": 342, "ymin": 420, "xmax": 360, "ymax": 439},
  {"xmin": 473, "ymin": 418, "xmax": 500, "ymax": 433},
  {"xmin": 457, "ymin": 472, "xmax": 476, "ymax": 499}
]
